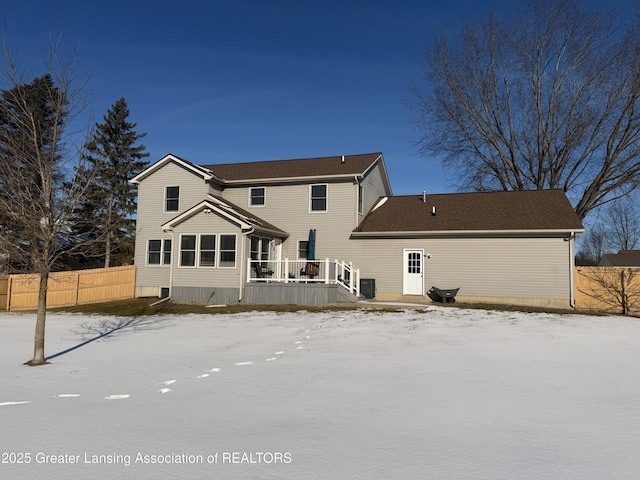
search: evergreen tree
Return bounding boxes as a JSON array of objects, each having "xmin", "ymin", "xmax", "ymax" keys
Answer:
[
  {"xmin": 76, "ymin": 98, "xmax": 149, "ymax": 267},
  {"xmin": 0, "ymin": 74, "xmax": 65, "ymax": 272}
]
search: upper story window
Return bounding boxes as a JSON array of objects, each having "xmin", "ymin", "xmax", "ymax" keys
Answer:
[
  {"xmin": 310, "ymin": 184, "xmax": 327, "ymax": 212},
  {"xmin": 165, "ymin": 186, "xmax": 180, "ymax": 212},
  {"xmin": 250, "ymin": 187, "xmax": 265, "ymax": 206},
  {"xmin": 358, "ymin": 183, "xmax": 364, "ymax": 215}
]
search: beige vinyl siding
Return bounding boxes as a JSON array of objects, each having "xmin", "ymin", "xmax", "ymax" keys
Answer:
[
  {"xmin": 347, "ymin": 236, "xmax": 572, "ymax": 300},
  {"xmin": 169, "ymin": 211, "xmax": 243, "ymax": 288},
  {"xmin": 222, "ymin": 181, "xmax": 358, "ymax": 261},
  {"xmin": 133, "ymin": 161, "xmax": 211, "ymax": 290},
  {"xmin": 359, "ymin": 165, "xmax": 387, "ymax": 222}
]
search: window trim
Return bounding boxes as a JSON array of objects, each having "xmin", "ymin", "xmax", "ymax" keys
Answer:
[
  {"xmin": 176, "ymin": 233, "xmax": 238, "ymax": 269},
  {"xmin": 164, "ymin": 185, "xmax": 180, "ymax": 213},
  {"xmin": 147, "ymin": 239, "xmax": 162, "ymax": 266},
  {"xmin": 162, "ymin": 239, "xmax": 172, "ymax": 265},
  {"xmin": 298, "ymin": 240, "xmax": 309, "ymax": 260},
  {"xmin": 147, "ymin": 238, "xmax": 172, "ymax": 266},
  {"xmin": 309, "ymin": 183, "xmax": 328, "ymax": 213},
  {"xmin": 218, "ymin": 233, "xmax": 237, "ymax": 269},
  {"xmin": 198, "ymin": 234, "xmax": 217, "ymax": 268},
  {"xmin": 179, "ymin": 234, "xmax": 197, "ymax": 268},
  {"xmin": 249, "ymin": 186, "xmax": 266, "ymax": 207}
]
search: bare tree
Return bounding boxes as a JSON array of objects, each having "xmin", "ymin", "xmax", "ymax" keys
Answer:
[
  {"xmin": 576, "ymin": 224, "xmax": 608, "ymax": 265},
  {"xmin": 0, "ymin": 37, "xmax": 95, "ymax": 365},
  {"xmin": 576, "ymin": 194, "xmax": 640, "ymax": 264},
  {"xmin": 577, "ymin": 266, "xmax": 640, "ymax": 315},
  {"xmin": 606, "ymin": 195, "xmax": 640, "ymax": 252},
  {"xmin": 414, "ymin": 0, "xmax": 640, "ymax": 220}
]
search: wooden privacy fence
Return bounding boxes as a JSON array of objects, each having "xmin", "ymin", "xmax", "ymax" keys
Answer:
[
  {"xmin": 575, "ymin": 266, "xmax": 640, "ymax": 315},
  {"xmin": 0, "ymin": 265, "xmax": 135, "ymax": 311}
]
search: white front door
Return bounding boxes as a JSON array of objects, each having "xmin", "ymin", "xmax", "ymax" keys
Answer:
[{"xmin": 403, "ymin": 249, "xmax": 424, "ymax": 295}]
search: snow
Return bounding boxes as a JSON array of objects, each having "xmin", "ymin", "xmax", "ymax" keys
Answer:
[{"xmin": 1, "ymin": 306, "xmax": 639, "ymax": 479}]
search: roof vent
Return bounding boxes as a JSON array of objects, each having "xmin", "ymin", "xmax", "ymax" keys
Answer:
[
  {"xmin": 431, "ymin": 206, "xmax": 436, "ymax": 216},
  {"xmin": 422, "ymin": 191, "xmax": 427, "ymax": 203},
  {"xmin": 341, "ymin": 155, "xmax": 345, "ymax": 164}
]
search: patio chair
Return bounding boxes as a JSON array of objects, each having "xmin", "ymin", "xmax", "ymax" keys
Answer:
[
  {"xmin": 300, "ymin": 262, "xmax": 320, "ymax": 279},
  {"xmin": 253, "ymin": 263, "xmax": 274, "ymax": 279}
]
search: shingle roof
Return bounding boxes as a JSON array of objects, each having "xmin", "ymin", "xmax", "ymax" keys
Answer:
[
  {"xmin": 354, "ymin": 190, "xmax": 583, "ymax": 234},
  {"xmin": 206, "ymin": 194, "xmax": 287, "ymax": 236},
  {"xmin": 599, "ymin": 250, "xmax": 640, "ymax": 267},
  {"xmin": 161, "ymin": 194, "xmax": 287, "ymax": 237},
  {"xmin": 202, "ymin": 153, "xmax": 382, "ymax": 182}
]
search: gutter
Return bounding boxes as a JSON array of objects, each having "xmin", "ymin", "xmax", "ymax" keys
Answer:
[
  {"xmin": 350, "ymin": 228, "xmax": 586, "ymax": 238},
  {"xmin": 219, "ymin": 173, "xmax": 364, "ymax": 185}
]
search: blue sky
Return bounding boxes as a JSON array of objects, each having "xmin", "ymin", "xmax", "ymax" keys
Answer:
[{"xmin": 1, "ymin": 0, "xmax": 635, "ymax": 195}]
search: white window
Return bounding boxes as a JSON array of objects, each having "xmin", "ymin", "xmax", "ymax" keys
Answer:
[
  {"xmin": 178, "ymin": 233, "xmax": 237, "ymax": 268},
  {"xmin": 250, "ymin": 187, "xmax": 266, "ymax": 206},
  {"xmin": 180, "ymin": 235, "xmax": 196, "ymax": 267},
  {"xmin": 298, "ymin": 240, "xmax": 309, "ymax": 259},
  {"xmin": 148, "ymin": 239, "xmax": 172, "ymax": 265},
  {"xmin": 199, "ymin": 235, "xmax": 216, "ymax": 267},
  {"xmin": 310, "ymin": 184, "xmax": 327, "ymax": 212},
  {"xmin": 165, "ymin": 186, "xmax": 180, "ymax": 212},
  {"xmin": 219, "ymin": 234, "xmax": 237, "ymax": 268},
  {"xmin": 147, "ymin": 240, "xmax": 162, "ymax": 265}
]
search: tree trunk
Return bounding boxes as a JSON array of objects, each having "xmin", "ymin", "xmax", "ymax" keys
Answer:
[
  {"xmin": 104, "ymin": 232, "xmax": 111, "ymax": 268},
  {"xmin": 27, "ymin": 272, "xmax": 49, "ymax": 365},
  {"xmin": 104, "ymin": 192, "xmax": 114, "ymax": 268}
]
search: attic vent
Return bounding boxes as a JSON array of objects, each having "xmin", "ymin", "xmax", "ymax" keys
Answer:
[{"xmin": 372, "ymin": 197, "xmax": 388, "ymax": 211}]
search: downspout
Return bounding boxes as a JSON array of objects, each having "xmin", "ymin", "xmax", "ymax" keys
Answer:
[
  {"xmin": 165, "ymin": 228, "xmax": 175, "ymax": 300},
  {"xmin": 354, "ymin": 176, "xmax": 360, "ymax": 227},
  {"xmin": 569, "ymin": 231, "xmax": 576, "ymax": 309},
  {"xmin": 239, "ymin": 228, "xmax": 255, "ymax": 302}
]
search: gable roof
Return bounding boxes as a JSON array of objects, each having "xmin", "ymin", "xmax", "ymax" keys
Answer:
[
  {"xmin": 130, "ymin": 154, "xmax": 219, "ymax": 184},
  {"xmin": 353, "ymin": 190, "xmax": 584, "ymax": 236},
  {"xmin": 161, "ymin": 195, "xmax": 287, "ymax": 238},
  {"xmin": 202, "ymin": 153, "xmax": 387, "ymax": 185},
  {"xmin": 599, "ymin": 250, "xmax": 640, "ymax": 267}
]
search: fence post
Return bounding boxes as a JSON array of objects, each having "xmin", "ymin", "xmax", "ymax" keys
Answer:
[
  {"xmin": 6, "ymin": 275, "xmax": 11, "ymax": 311},
  {"xmin": 75, "ymin": 271, "xmax": 80, "ymax": 306}
]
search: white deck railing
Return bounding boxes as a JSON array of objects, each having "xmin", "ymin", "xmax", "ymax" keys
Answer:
[{"xmin": 247, "ymin": 258, "xmax": 360, "ymax": 297}]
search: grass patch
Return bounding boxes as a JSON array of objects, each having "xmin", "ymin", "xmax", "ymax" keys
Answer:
[
  {"xmin": 48, "ymin": 297, "xmax": 606, "ymax": 317},
  {"xmin": 50, "ymin": 298, "xmax": 400, "ymax": 316}
]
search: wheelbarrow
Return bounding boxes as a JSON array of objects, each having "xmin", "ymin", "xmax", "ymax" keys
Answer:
[{"xmin": 427, "ymin": 286, "xmax": 460, "ymax": 303}]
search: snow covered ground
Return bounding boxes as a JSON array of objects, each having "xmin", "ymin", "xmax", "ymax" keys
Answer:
[{"xmin": 1, "ymin": 306, "xmax": 639, "ymax": 480}]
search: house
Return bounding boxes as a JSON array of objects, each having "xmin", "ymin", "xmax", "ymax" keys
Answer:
[
  {"xmin": 599, "ymin": 250, "xmax": 640, "ymax": 267},
  {"xmin": 130, "ymin": 153, "xmax": 391, "ymax": 305},
  {"xmin": 130, "ymin": 153, "xmax": 584, "ymax": 308}
]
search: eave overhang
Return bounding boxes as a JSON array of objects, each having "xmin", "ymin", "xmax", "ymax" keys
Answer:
[{"xmin": 350, "ymin": 228, "xmax": 585, "ymax": 239}]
